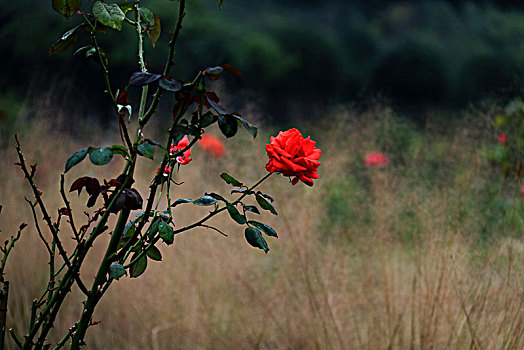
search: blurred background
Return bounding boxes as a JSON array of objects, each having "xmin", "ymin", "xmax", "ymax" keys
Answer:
[
  {"xmin": 3, "ymin": 1, "xmax": 524, "ymax": 348},
  {"xmin": 3, "ymin": 0, "xmax": 524, "ymax": 127}
]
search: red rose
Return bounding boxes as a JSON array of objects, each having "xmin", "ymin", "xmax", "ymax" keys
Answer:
[
  {"xmin": 265, "ymin": 128, "xmax": 321, "ymax": 186},
  {"xmin": 498, "ymin": 132, "xmax": 507, "ymax": 145},
  {"xmin": 170, "ymin": 135, "xmax": 192, "ymax": 165},
  {"xmin": 198, "ymin": 134, "xmax": 225, "ymax": 158},
  {"xmin": 364, "ymin": 152, "xmax": 388, "ymax": 167}
]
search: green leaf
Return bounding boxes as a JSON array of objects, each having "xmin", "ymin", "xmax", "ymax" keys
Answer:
[
  {"xmin": 232, "ymin": 114, "xmax": 257, "ymax": 138},
  {"xmin": 248, "ymin": 221, "xmax": 278, "ymax": 237},
  {"xmin": 158, "ymin": 221, "xmax": 174, "ymax": 245},
  {"xmin": 65, "ymin": 147, "xmax": 89, "ymax": 173},
  {"xmin": 139, "ymin": 8, "xmax": 155, "ymax": 27},
  {"xmin": 205, "ymin": 193, "xmax": 227, "ymax": 203},
  {"xmin": 244, "ymin": 205, "xmax": 260, "ymax": 215},
  {"xmin": 200, "ymin": 112, "xmax": 218, "ymax": 128},
  {"xmin": 159, "ymin": 78, "xmax": 181, "ymax": 92},
  {"xmin": 171, "ymin": 198, "xmax": 192, "ymax": 207},
  {"xmin": 220, "ymin": 173, "xmax": 243, "ymax": 187},
  {"xmin": 258, "ymin": 192, "xmax": 274, "ymax": 203},
  {"xmin": 48, "ymin": 24, "xmax": 85, "ymax": 56},
  {"xmin": 146, "ymin": 216, "xmax": 162, "ymax": 238},
  {"xmin": 110, "ymin": 145, "xmax": 129, "ymax": 158},
  {"xmin": 92, "ymin": 1, "xmax": 125, "ymax": 31},
  {"xmin": 129, "ymin": 253, "xmax": 148, "ymax": 278},
  {"xmin": 226, "ymin": 203, "xmax": 247, "ymax": 224},
  {"xmin": 52, "ymin": 0, "xmax": 82, "ymax": 19},
  {"xmin": 147, "ymin": 13, "xmax": 161, "ymax": 47},
  {"xmin": 109, "ymin": 263, "xmax": 126, "ymax": 280},
  {"xmin": 244, "ymin": 227, "xmax": 269, "ymax": 253},
  {"xmin": 117, "ymin": 222, "xmax": 136, "ymax": 249},
  {"xmin": 193, "ymin": 196, "xmax": 218, "ymax": 206},
  {"xmin": 137, "ymin": 143, "xmax": 155, "ymax": 160},
  {"xmin": 123, "ymin": 222, "xmax": 136, "ymax": 239},
  {"xmin": 256, "ymin": 194, "xmax": 277, "ymax": 215},
  {"xmin": 147, "ymin": 246, "xmax": 163, "ymax": 261},
  {"xmin": 89, "ymin": 147, "xmax": 113, "ymax": 166},
  {"xmin": 218, "ymin": 114, "xmax": 238, "ymax": 138}
]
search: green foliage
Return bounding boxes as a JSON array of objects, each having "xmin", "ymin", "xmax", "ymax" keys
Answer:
[
  {"xmin": 220, "ymin": 173, "xmax": 243, "ymax": 187},
  {"xmin": 193, "ymin": 195, "xmax": 218, "ymax": 206},
  {"xmin": 109, "ymin": 263, "xmax": 126, "ymax": 280},
  {"xmin": 52, "ymin": 0, "xmax": 81, "ymax": 19},
  {"xmin": 88, "ymin": 147, "xmax": 113, "ymax": 166},
  {"xmin": 244, "ymin": 227, "xmax": 269, "ymax": 253},
  {"xmin": 129, "ymin": 253, "xmax": 147, "ymax": 278},
  {"xmin": 65, "ymin": 147, "xmax": 90, "ymax": 173},
  {"xmin": 256, "ymin": 194, "xmax": 277, "ymax": 215},
  {"xmin": 226, "ymin": 203, "xmax": 247, "ymax": 224},
  {"xmin": 92, "ymin": 2, "xmax": 125, "ymax": 31}
]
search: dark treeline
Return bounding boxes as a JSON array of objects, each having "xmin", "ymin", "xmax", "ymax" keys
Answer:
[{"xmin": 2, "ymin": 0, "xmax": 524, "ymax": 124}]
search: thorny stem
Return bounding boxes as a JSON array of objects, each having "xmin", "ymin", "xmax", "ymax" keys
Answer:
[
  {"xmin": 0, "ymin": 225, "xmax": 25, "ymax": 282},
  {"xmin": 60, "ymin": 174, "xmax": 80, "ymax": 241},
  {"xmin": 15, "ymin": 138, "xmax": 90, "ymax": 297},
  {"xmin": 135, "ymin": 1, "xmax": 150, "ymax": 124},
  {"xmin": 141, "ymin": 0, "xmax": 186, "ymax": 127},
  {"xmin": 69, "ymin": 208, "xmax": 132, "ymax": 349},
  {"xmin": 20, "ymin": 156, "xmax": 136, "ymax": 349}
]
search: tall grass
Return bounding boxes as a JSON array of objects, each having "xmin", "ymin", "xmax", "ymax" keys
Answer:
[{"xmin": 1, "ymin": 102, "xmax": 524, "ymax": 349}]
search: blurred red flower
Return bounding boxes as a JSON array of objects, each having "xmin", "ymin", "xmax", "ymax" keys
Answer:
[
  {"xmin": 156, "ymin": 165, "xmax": 171, "ymax": 176},
  {"xmin": 364, "ymin": 152, "xmax": 388, "ymax": 167},
  {"xmin": 198, "ymin": 134, "xmax": 225, "ymax": 158},
  {"xmin": 265, "ymin": 128, "xmax": 321, "ymax": 186},
  {"xmin": 170, "ymin": 135, "xmax": 192, "ymax": 165},
  {"xmin": 521, "ymin": 183, "xmax": 524, "ymax": 200},
  {"xmin": 498, "ymin": 132, "xmax": 507, "ymax": 144}
]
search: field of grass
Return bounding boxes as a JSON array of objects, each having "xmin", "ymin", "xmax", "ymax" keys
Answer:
[{"xmin": 1, "ymin": 103, "xmax": 524, "ymax": 349}]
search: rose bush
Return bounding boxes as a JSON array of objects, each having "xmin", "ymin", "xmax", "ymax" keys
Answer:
[{"xmin": 265, "ymin": 128, "xmax": 321, "ymax": 186}]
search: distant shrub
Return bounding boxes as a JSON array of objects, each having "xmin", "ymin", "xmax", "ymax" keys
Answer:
[
  {"xmin": 456, "ymin": 55, "xmax": 516, "ymax": 101},
  {"xmin": 370, "ymin": 41, "xmax": 448, "ymax": 104}
]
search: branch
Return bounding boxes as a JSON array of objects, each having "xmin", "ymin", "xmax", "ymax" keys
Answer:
[
  {"xmin": 124, "ymin": 173, "xmax": 272, "ymax": 268},
  {"xmin": 15, "ymin": 138, "xmax": 90, "ymax": 299},
  {"xmin": 140, "ymin": 0, "xmax": 186, "ymax": 127},
  {"xmin": 0, "ymin": 223, "xmax": 26, "ymax": 282},
  {"xmin": 60, "ymin": 174, "xmax": 80, "ymax": 241}
]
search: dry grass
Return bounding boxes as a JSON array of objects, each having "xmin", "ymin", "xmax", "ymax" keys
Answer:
[{"xmin": 1, "ymin": 104, "xmax": 524, "ymax": 349}]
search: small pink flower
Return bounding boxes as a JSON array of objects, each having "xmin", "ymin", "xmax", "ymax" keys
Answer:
[
  {"xmin": 364, "ymin": 152, "xmax": 388, "ymax": 168},
  {"xmin": 170, "ymin": 135, "xmax": 192, "ymax": 165},
  {"xmin": 498, "ymin": 132, "xmax": 507, "ymax": 145}
]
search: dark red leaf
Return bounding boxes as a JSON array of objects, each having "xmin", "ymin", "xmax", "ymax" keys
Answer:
[
  {"xmin": 116, "ymin": 90, "xmax": 129, "ymax": 105},
  {"xmin": 58, "ymin": 208, "xmax": 70, "ymax": 216},
  {"xmin": 108, "ymin": 179, "xmax": 121, "ymax": 188},
  {"xmin": 221, "ymin": 63, "xmax": 243, "ymax": 78}
]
